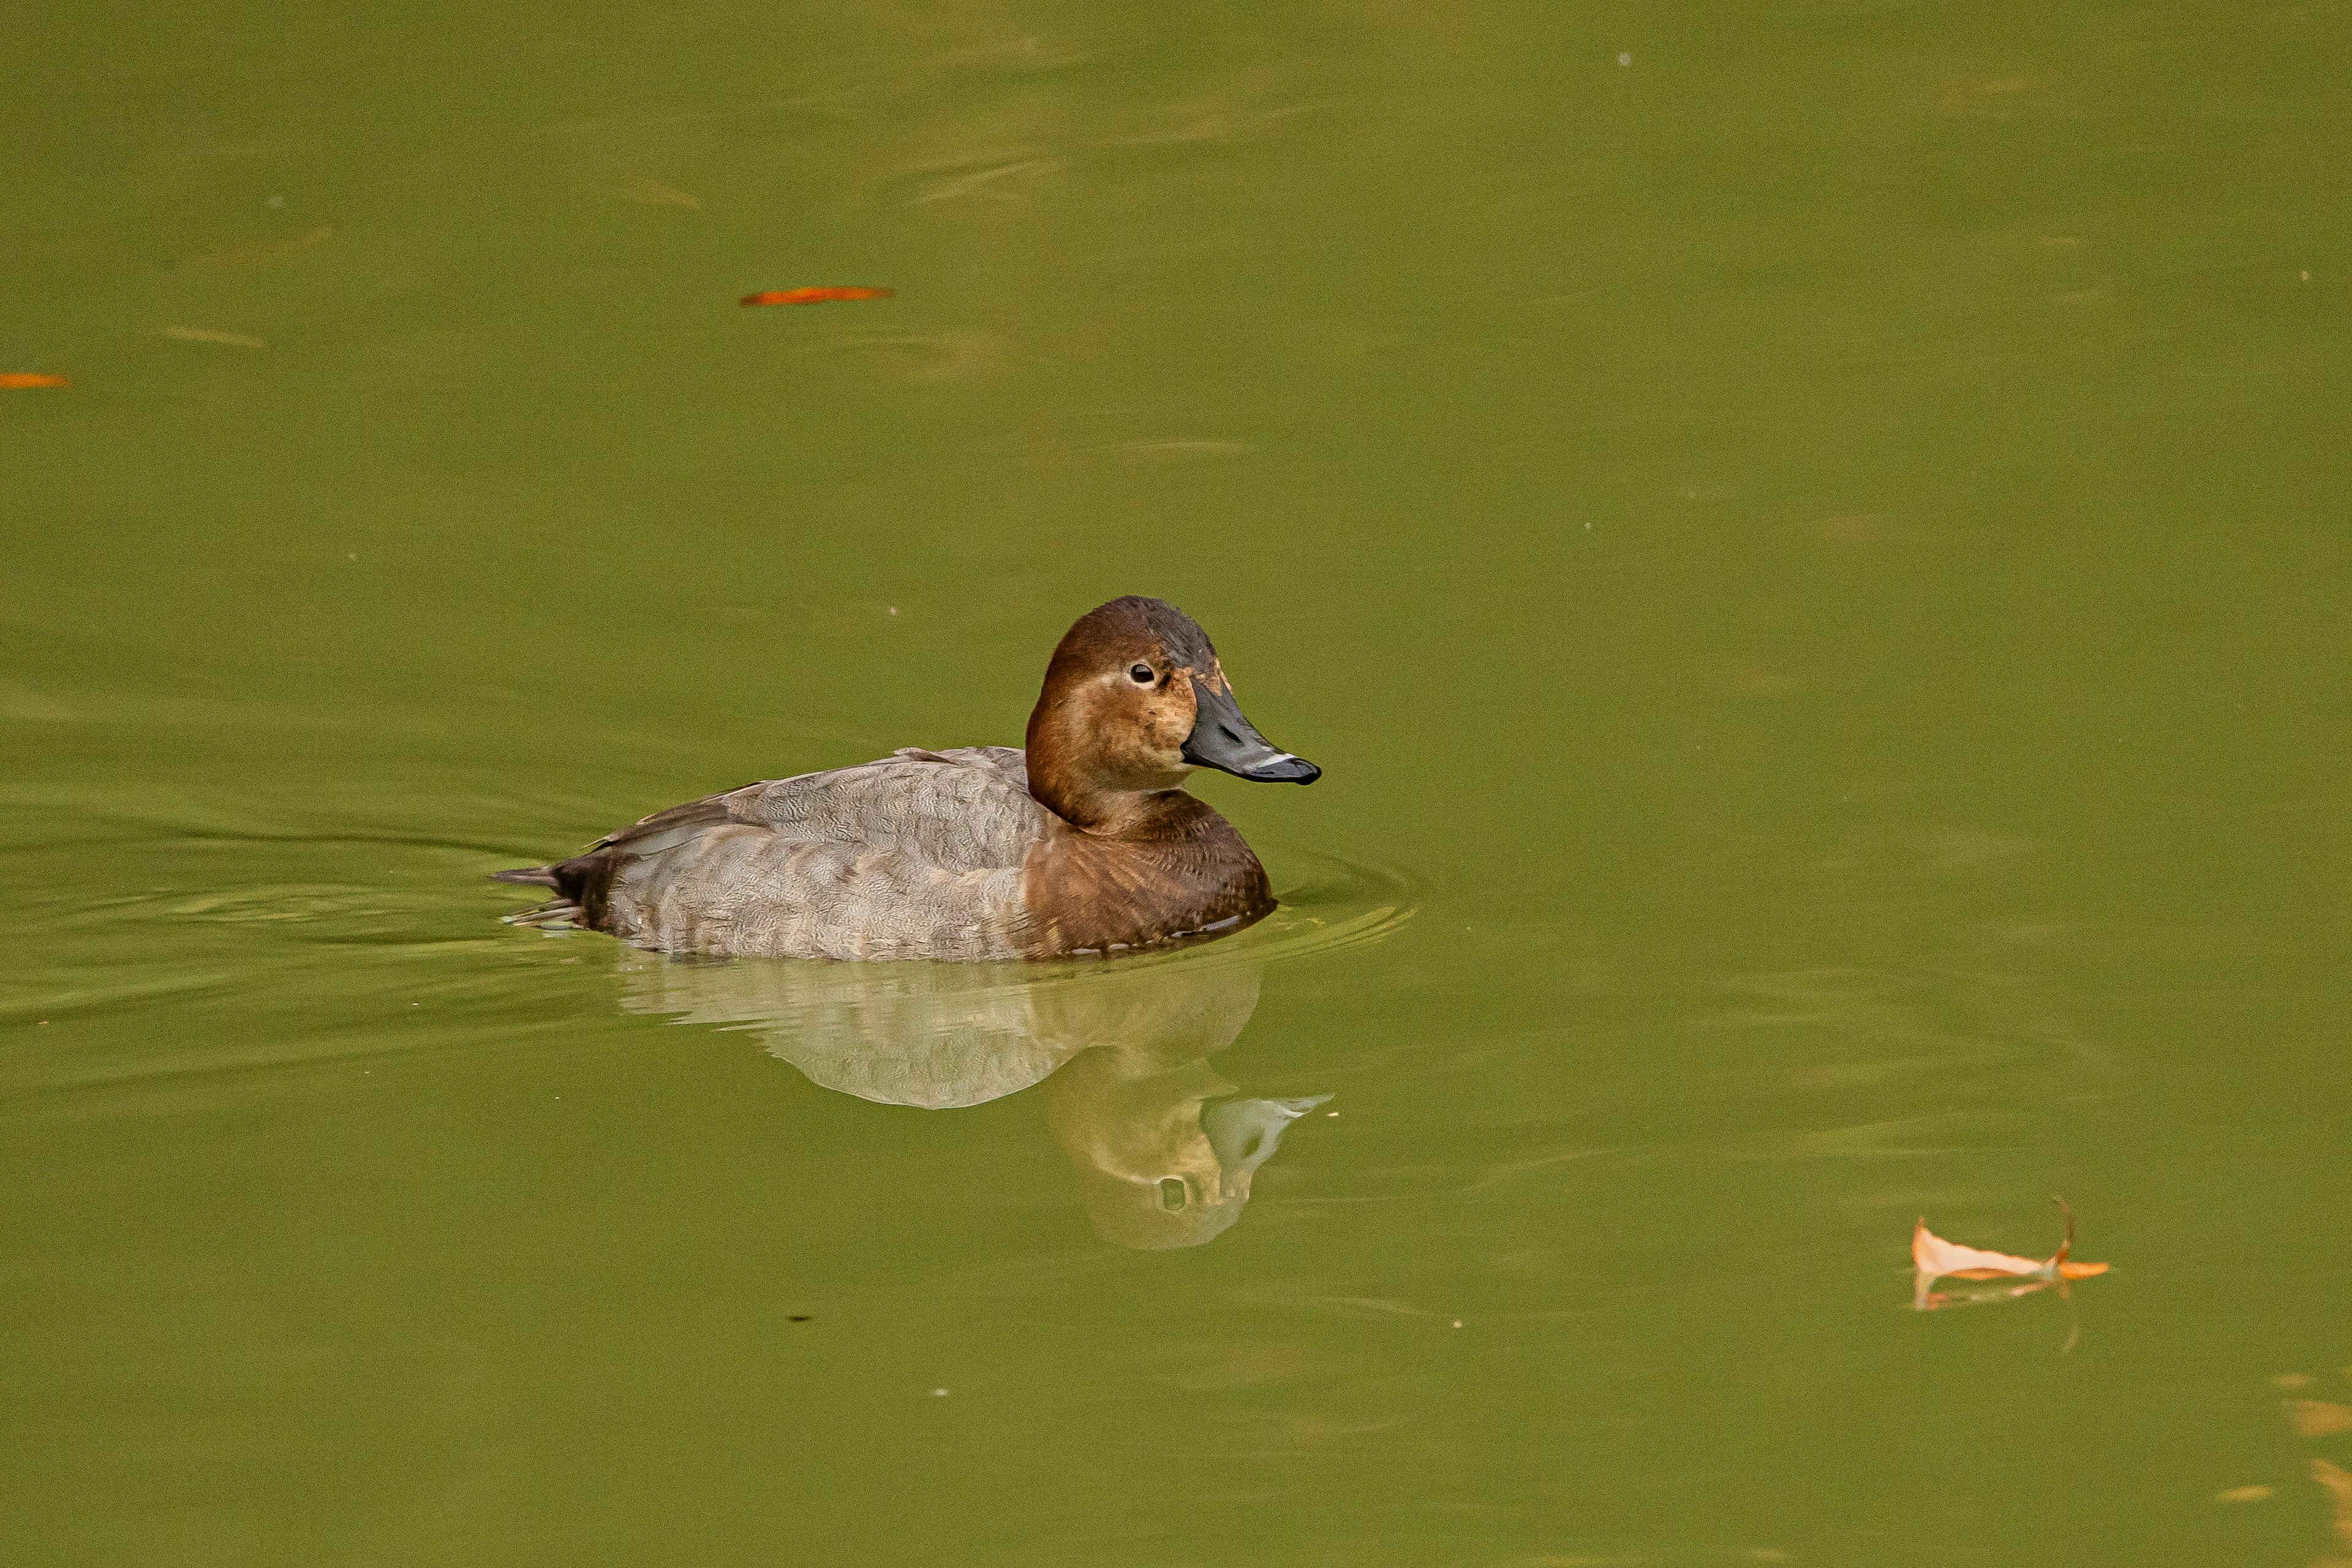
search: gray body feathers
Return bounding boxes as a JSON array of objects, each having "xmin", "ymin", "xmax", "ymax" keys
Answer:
[{"xmin": 507, "ymin": 747, "xmax": 1052, "ymax": 960}]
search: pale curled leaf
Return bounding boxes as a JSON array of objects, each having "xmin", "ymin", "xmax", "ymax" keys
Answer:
[
  {"xmin": 1912, "ymin": 1219, "xmax": 2051, "ymax": 1281},
  {"xmin": 1909, "ymin": 1202, "xmax": 2108, "ymax": 1316}
]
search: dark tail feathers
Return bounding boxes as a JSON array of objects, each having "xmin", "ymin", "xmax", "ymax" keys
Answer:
[{"xmin": 488, "ymin": 865, "xmax": 560, "ymax": 888}]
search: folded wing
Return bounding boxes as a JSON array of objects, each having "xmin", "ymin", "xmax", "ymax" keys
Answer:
[{"xmin": 530, "ymin": 747, "xmax": 1051, "ymax": 960}]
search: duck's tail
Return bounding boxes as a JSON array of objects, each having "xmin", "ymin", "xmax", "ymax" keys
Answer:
[
  {"xmin": 503, "ymin": 898, "xmax": 585, "ymax": 930},
  {"xmin": 489, "ymin": 864, "xmax": 578, "ymax": 929},
  {"xmin": 490, "ymin": 858, "xmax": 608, "ymax": 932}
]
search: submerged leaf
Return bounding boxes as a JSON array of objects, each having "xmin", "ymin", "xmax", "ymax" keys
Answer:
[
  {"xmin": 2291, "ymin": 1401, "xmax": 2352, "ymax": 1439},
  {"xmin": 2316, "ymin": 1460, "xmax": 2352, "ymax": 1547},
  {"xmin": 617, "ymin": 179, "xmax": 701, "ymax": 209},
  {"xmin": 160, "ymin": 326, "xmax": 268, "ymax": 349}
]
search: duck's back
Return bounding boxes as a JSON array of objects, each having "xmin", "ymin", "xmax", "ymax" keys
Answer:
[{"xmin": 554, "ymin": 747, "xmax": 1051, "ymax": 960}]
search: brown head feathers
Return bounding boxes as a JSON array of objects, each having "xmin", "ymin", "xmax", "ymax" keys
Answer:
[{"xmin": 1026, "ymin": 597, "xmax": 1215, "ymax": 831}]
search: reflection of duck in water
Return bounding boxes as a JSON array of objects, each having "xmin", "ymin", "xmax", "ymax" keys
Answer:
[
  {"xmin": 1042, "ymin": 1023, "xmax": 1329, "ymax": 1251},
  {"xmin": 617, "ymin": 951, "xmax": 1325, "ymax": 1249}
]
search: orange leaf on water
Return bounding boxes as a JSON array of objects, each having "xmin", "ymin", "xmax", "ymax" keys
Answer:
[
  {"xmin": 0, "ymin": 372, "xmax": 69, "ymax": 388},
  {"xmin": 740, "ymin": 286, "xmax": 894, "ymax": 307}
]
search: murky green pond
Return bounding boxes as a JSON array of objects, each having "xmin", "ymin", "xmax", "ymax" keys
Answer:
[{"xmin": 8, "ymin": 2, "xmax": 2351, "ymax": 1563}]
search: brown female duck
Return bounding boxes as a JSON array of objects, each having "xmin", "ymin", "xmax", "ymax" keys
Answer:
[{"xmin": 491, "ymin": 596, "xmax": 1318, "ymax": 959}]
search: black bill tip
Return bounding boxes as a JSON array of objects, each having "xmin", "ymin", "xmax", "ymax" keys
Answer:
[
  {"xmin": 1180, "ymin": 676, "xmax": 1321, "ymax": 784},
  {"xmin": 1246, "ymin": 753, "xmax": 1320, "ymax": 785}
]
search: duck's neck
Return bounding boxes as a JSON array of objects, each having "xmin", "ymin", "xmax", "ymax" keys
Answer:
[{"xmin": 1024, "ymin": 706, "xmax": 1189, "ymax": 837}]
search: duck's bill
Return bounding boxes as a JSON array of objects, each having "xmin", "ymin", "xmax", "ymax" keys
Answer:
[{"xmin": 1182, "ymin": 678, "xmax": 1321, "ymax": 784}]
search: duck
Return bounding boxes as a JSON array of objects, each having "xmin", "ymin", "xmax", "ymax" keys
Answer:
[{"xmin": 491, "ymin": 595, "xmax": 1319, "ymax": 960}]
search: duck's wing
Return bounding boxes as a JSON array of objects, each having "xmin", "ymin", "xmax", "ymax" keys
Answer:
[
  {"xmin": 720, "ymin": 745, "xmax": 1040, "ymax": 871},
  {"xmin": 527, "ymin": 745, "xmax": 1034, "ymax": 871},
  {"xmin": 511, "ymin": 746, "xmax": 1050, "ymax": 960}
]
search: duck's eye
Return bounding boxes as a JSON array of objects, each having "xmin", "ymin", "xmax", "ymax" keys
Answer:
[{"xmin": 1128, "ymin": 663, "xmax": 1155, "ymax": 685}]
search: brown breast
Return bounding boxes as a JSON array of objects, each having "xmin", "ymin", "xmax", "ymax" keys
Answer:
[{"xmin": 1017, "ymin": 794, "xmax": 1275, "ymax": 957}]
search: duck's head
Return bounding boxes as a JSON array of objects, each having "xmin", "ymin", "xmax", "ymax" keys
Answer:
[{"xmin": 1025, "ymin": 595, "xmax": 1317, "ymax": 831}]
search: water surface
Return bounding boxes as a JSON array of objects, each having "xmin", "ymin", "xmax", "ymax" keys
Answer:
[{"xmin": 7, "ymin": 1, "xmax": 2351, "ymax": 1563}]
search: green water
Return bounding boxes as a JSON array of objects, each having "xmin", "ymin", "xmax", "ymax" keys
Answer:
[{"xmin": 7, "ymin": 1, "xmax": 2351, "ymax": 1562}]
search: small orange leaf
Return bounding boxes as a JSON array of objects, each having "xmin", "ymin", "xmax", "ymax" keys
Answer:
[
  {"xmin": 741, "ymin": 286, "xmax": 893, "ymax": 307},
  {"xmin": 0, "ymin": 372, "xmax": 69, "ymax": 388}
]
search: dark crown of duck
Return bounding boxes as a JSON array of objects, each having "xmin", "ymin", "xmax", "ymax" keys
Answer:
[{"xmin": 1024, "ymin": 596, "xmax": 1317, "ymax": 832}]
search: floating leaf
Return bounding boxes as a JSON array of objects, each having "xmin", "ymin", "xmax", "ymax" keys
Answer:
[
  {"xmin": 0, "ymin": 372, "xmax": 69, "ymax": 388},
  {"xmin": 741, "ymin": 286, "xmax": 894, "ymax": 307},
  {"xmin": 1912, "ymin": 1226, "xmax": 2048, "ymax": 1281},
  {"xmin": 1912, "ymin": 1198, "xmax": 2109, "ymax": 1311}
]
